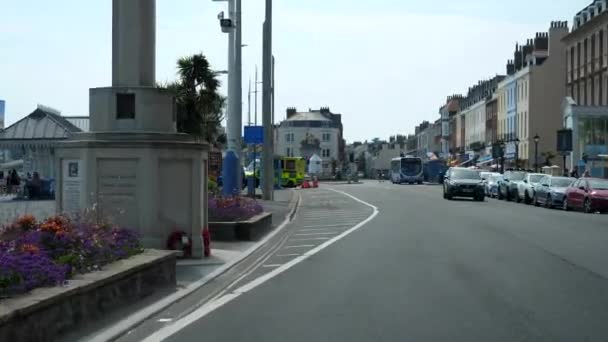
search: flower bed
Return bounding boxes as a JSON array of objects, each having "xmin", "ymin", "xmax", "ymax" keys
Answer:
[
  {"xmin": 208, "ymin": 195, "xmax": 263, "ymax": 222},
  {"xmin": 0, "ymin": 215, "xmax": 143, "ymax": 298}
]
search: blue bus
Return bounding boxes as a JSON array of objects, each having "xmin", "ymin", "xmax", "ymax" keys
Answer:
[
  {"xmin": 390, "ymin": 157, "xmax": 424, "ymax": 184},
  {"xmin": 423, "ymin": 159, "xmax": 448, "ymax": 183}
]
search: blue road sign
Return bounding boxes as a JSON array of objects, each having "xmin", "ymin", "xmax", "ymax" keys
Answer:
[{"xmin": 244, "ymin": 126, "xmax": 264, "ymax": 144}]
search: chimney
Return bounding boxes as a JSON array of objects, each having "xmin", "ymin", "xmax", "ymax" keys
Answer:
[
  {"xmin": 320, "ymin": 107, "xmax": 330, "ymax": 113},
  {"xmin": 534, "ymin": 32, "xmax": 548, "ymax": 51},
  {"xmin": 514, "ymin": 43, "xmax": 523, "ymax": 70},
  {"xmin": 286, "ymin": 107, "xmax": 297, "ymax": 119}
]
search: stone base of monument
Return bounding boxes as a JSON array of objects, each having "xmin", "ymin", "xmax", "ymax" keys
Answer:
[
  {"xmin": 55, "ymin": 132, "xmax": 209, "ymax": 257},
  {"xmin": 209, "ymin": 212, "xmax": 273, "ymax": 241}
]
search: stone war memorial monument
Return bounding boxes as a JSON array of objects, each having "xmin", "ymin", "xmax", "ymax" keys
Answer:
[{"xmin": 55, "ymin": 0, "xmax": 209, "ymax": 257}]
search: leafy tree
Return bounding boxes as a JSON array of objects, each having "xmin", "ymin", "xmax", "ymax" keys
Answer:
[
  {"xmin": 356, "ymin": 152, "xmax": 367, "ymax": 173},
  {"xmin": 159, "ymin": 53, "xmax": 226, "ymax": 145}
]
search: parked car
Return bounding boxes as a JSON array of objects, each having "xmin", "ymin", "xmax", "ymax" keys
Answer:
[
  {"xmin": 564, "ymin": 178, "xmax": 608, "ymax": 213},
  {"xmin": 486, "ymin": 173, "xmax": 503, "ymax": 198},
  {"xmin": 443, "ymin": 167, "xmax": 485, "ymax": 201},
  {"xmin": 517, "ymin": 173, "xmax": 545, "ymax": 204},
  {"xmin": 497, "ymin": 170, "xmax": 526, "ymax": 201},
  {"xmin": 534, "ymin": 176, "xmax": 575, "ymax": 208}
]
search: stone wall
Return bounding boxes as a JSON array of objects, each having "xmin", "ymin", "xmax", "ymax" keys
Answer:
[{"xmin": 0, "ymin": 249, "xmax": 177, "ymax": 342}]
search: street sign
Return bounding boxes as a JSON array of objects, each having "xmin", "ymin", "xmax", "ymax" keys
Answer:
[
  {"xmin": 244, "ymin": 126, "xmax": 264, "ymax": 144},
  {"xmin": 556, "ymin": 129, "xmax": 573, "ymax": 153}
]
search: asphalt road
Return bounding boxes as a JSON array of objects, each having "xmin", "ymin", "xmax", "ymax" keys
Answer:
[{"xmin": 159, "ymin": 181, "xmax": 608, "ymax": 342}]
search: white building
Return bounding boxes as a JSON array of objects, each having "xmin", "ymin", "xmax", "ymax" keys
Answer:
[
  {"xmin": 465, "ymin": 100, "xmax": 486, "ymax": 149},
  {"xmin": 275, "ymin": 107, "xmax": 344, "ymax": 177}
]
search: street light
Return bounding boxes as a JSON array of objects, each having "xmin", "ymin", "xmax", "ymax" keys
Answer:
[
  {"xmin": 534, "ymin": 134, "xmax": 540, "ymax": 172},
  {"xmin": 500, "ymin": 140, "xmax": 506, "ymax": 174},
  {"xmin": 513, "ymin": 138, "xmax": 519, "ymax": 168}
]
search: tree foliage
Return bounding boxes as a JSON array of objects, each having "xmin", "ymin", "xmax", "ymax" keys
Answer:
[{"xmin": 159, "ymin": 53, "xmax": 226, "ymax": 145}]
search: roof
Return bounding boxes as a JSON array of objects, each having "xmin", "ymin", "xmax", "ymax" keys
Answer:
[
  {"xmin": 286, "ymin": 111, "xmax": 332, "ymax": 122},
  {"xmin": 0, "ymin": 108, "xmax": 83, "ymax": 140},
  {"xmin": 562, "ymin": 96, "xmax": 608, "ymax": 116}
]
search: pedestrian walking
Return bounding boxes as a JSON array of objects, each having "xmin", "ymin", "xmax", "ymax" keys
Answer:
[
  {"xmin": 9, "ymin": 169, "xmax": 21, "ymax": 194},
  {"xmin": 571, "ymin": 169, "xmax": 579, "ymax": 178}
]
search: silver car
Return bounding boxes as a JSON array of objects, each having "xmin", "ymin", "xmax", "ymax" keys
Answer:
[{"xmin": 534, "ymin": 176, "xmax": 576, "ymax": 208}]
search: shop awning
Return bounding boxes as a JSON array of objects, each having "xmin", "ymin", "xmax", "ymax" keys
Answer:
[
  {"xmin": 476, "ymin": 158, "xmax": 494, "ymax": 166},
  {"xmin": 458, "ymin": 159, "xmax": 473, "ymax": 167}
]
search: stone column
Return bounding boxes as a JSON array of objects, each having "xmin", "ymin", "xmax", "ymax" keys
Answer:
[{"xmin": 112, "ymin": 0, "xmax": 156, "ymax": 87}]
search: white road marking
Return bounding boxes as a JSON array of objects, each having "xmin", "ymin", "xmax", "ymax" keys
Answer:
[
  {"xmin": 85, "ymin": 192, "xmax": 301, "ymax": 342},
  {"xmin": 276, "ymin": 253, "xmax": 301, "ymax": 257},
  {"xmin": 299, "ymin": 224, "xmax": 353, "ymax": 229},
  {"xmin": 283, "ymin": 244, "xmax": 315, "ymax": 249},
  {"xmin": 157, "ymin": 318, "xmax": 172, "ymax": 323},
  {"xmin": 294, "ymin": 232, "xmax": 339, "ymax": 236},
  {"xmin": 144, "ymin": 188, "xmax": 379, "ymax": 342},
  {"xmin": 262, "ymin": 264, "xmax": 282, "ymax": 268},
  {"xmin": 293, "ymin": 231, "xmax": 338, "ymax": 236},
  {"xmin": 289, "ymin": 237, "xmax": 331, "ymax": 242}
]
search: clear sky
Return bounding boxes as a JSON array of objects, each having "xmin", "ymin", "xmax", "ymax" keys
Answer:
[{"xmin": 0, "ymin": 0, "xmax": 588, "ymax": 142}]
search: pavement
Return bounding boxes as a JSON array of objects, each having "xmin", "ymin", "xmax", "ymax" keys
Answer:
[
  {"xmin": 139, "ymin": 180, "xmax": 608, "ymax": 342},
  {"xmin": 63, "ymin": 188, "xmax": 297, "ymax": 342}
]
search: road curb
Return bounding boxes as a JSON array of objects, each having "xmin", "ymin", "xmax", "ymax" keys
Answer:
[{"xmin": 87, "ymin": 190, "xmax": 301, "ymax": 342}]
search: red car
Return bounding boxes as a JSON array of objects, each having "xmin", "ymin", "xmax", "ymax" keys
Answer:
[{"xmin": 564, "ymin": 178, "xmax": 608, "ymax": 213}]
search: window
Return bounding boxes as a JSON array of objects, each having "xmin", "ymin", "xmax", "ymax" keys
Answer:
[
  {"xmin": 285, "ymin": 147, "xmax": 293, "ymax": 157},
  {"xmin": 285, "ymin": 133, "xmax": 294, "ymax": 143},
  {"xmin": 322, "ymin": 133, "xmax": 331, "ymax": 142},
  {"xmin": 116, "ymin": 93, "xmax": 135, "ymax": 119},
  {"xmin": 322, "ymin": 149, "xmax": 331, "ymax": 158}
]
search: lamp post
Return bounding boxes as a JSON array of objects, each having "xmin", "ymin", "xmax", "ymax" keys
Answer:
[
  {"xmin": 500, "ymin": 140, "xmax": 506, "ymax": 174},
  {"xmin": 215, "ymin": 0, "xmax": 242, "ymax": 195},
  {"xmin": 513, "ymin": 138, "xmax": 520, "ymax": 169},
  {"xmin": 534, "ymin": 134, "xmax": 540, "ymax": 173},
  {"xmin": 261, "ymin": 0, "xmax": 273, "ymax": 200}
]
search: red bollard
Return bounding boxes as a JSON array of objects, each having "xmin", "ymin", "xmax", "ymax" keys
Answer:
[{"xmin": 202, "ymin": 228, "xmax": 211, "ymax": 257}]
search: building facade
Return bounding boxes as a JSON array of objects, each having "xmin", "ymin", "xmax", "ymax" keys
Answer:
[
  {"xmin": 562, "ymin": 1, "xmax": 608, "ymax": 177},
  {"xmin": 439, "ymin": 95, "xmax": 462, "ymax": 159},
  {"xmin": 275, "ymin": 107, "xmax": 343, "ymax": 177},
  {"xmin": 0, "ymin": 105, "xmax": 84, "ymax": 179}
]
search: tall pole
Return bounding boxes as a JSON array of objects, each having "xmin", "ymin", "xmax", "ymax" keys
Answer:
[
  {"xmin": 235, "ymin": 0, "xmax": 243, "ymax": 189},
  {"xmin": 221, "ymin": 0, "xmax": 239, "ymax": 195},
  {"xmin": 254, "ymin": 66, "xmax": 258, "ymax": 126},
  {"xmin": 535, "ymin": 140, "xmax": 539, "ymax": 173},
  {"xmin": 248, "ymin": 79, "xmax": 251, "ymax": 126},
  {"xmin": 272, "ymin": 55, "xmax": 275, "ymax": 125},
  {"xmin": 261, "ymin": 0, "xmax": 273, "ymax": 200}
]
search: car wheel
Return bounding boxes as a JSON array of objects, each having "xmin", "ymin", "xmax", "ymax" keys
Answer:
[
  {"xmin": 498, "ymin": 189, "xmax": 504, "ymax": 200},
  {"xmin": 516, "ymin": 193, "xmax": 522, "ymax": 203},
  {"xmin": 545, "ymin": 195, "xmax": 552, "ymax": 209},
  {"xmin": 443, "ymin": 188, "xmax": 447, "ymax": 199},
  {"xmin": 524, "ymin": 191, "xmax": 532, "ymax": 204},
  {"xmin": 584, "ymin": 198, "xmax": 593, "ymax": 213},
  {"xmin": 563, "ymin": 198, "xmax": 570, "ymax": 211}
]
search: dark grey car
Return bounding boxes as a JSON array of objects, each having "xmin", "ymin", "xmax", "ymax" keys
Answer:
[
  {"xmin": 534, "ymin": 176, "xmax": 576, "ymax": 208},
  {"xmin": 443, "ymin": 167, "xmax": 485, "ymax": 201}
]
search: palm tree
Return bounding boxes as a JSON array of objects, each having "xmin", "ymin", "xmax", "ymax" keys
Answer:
[
  {"xmin": 541, "ymin": 151, "xmax": 557, "ymax": 166},
  {"xmin": 159, "ymin": 53, "xmax": 226, "ymax": 145}
]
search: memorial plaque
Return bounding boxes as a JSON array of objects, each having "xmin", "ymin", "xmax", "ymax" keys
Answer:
[
  {"xmin": 61, "ymin": 159, "xmax": 82, "ymax": 214},
  {"xmin": 97, "ymin": 159, "xmax": 138, "ymax": 228}
]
